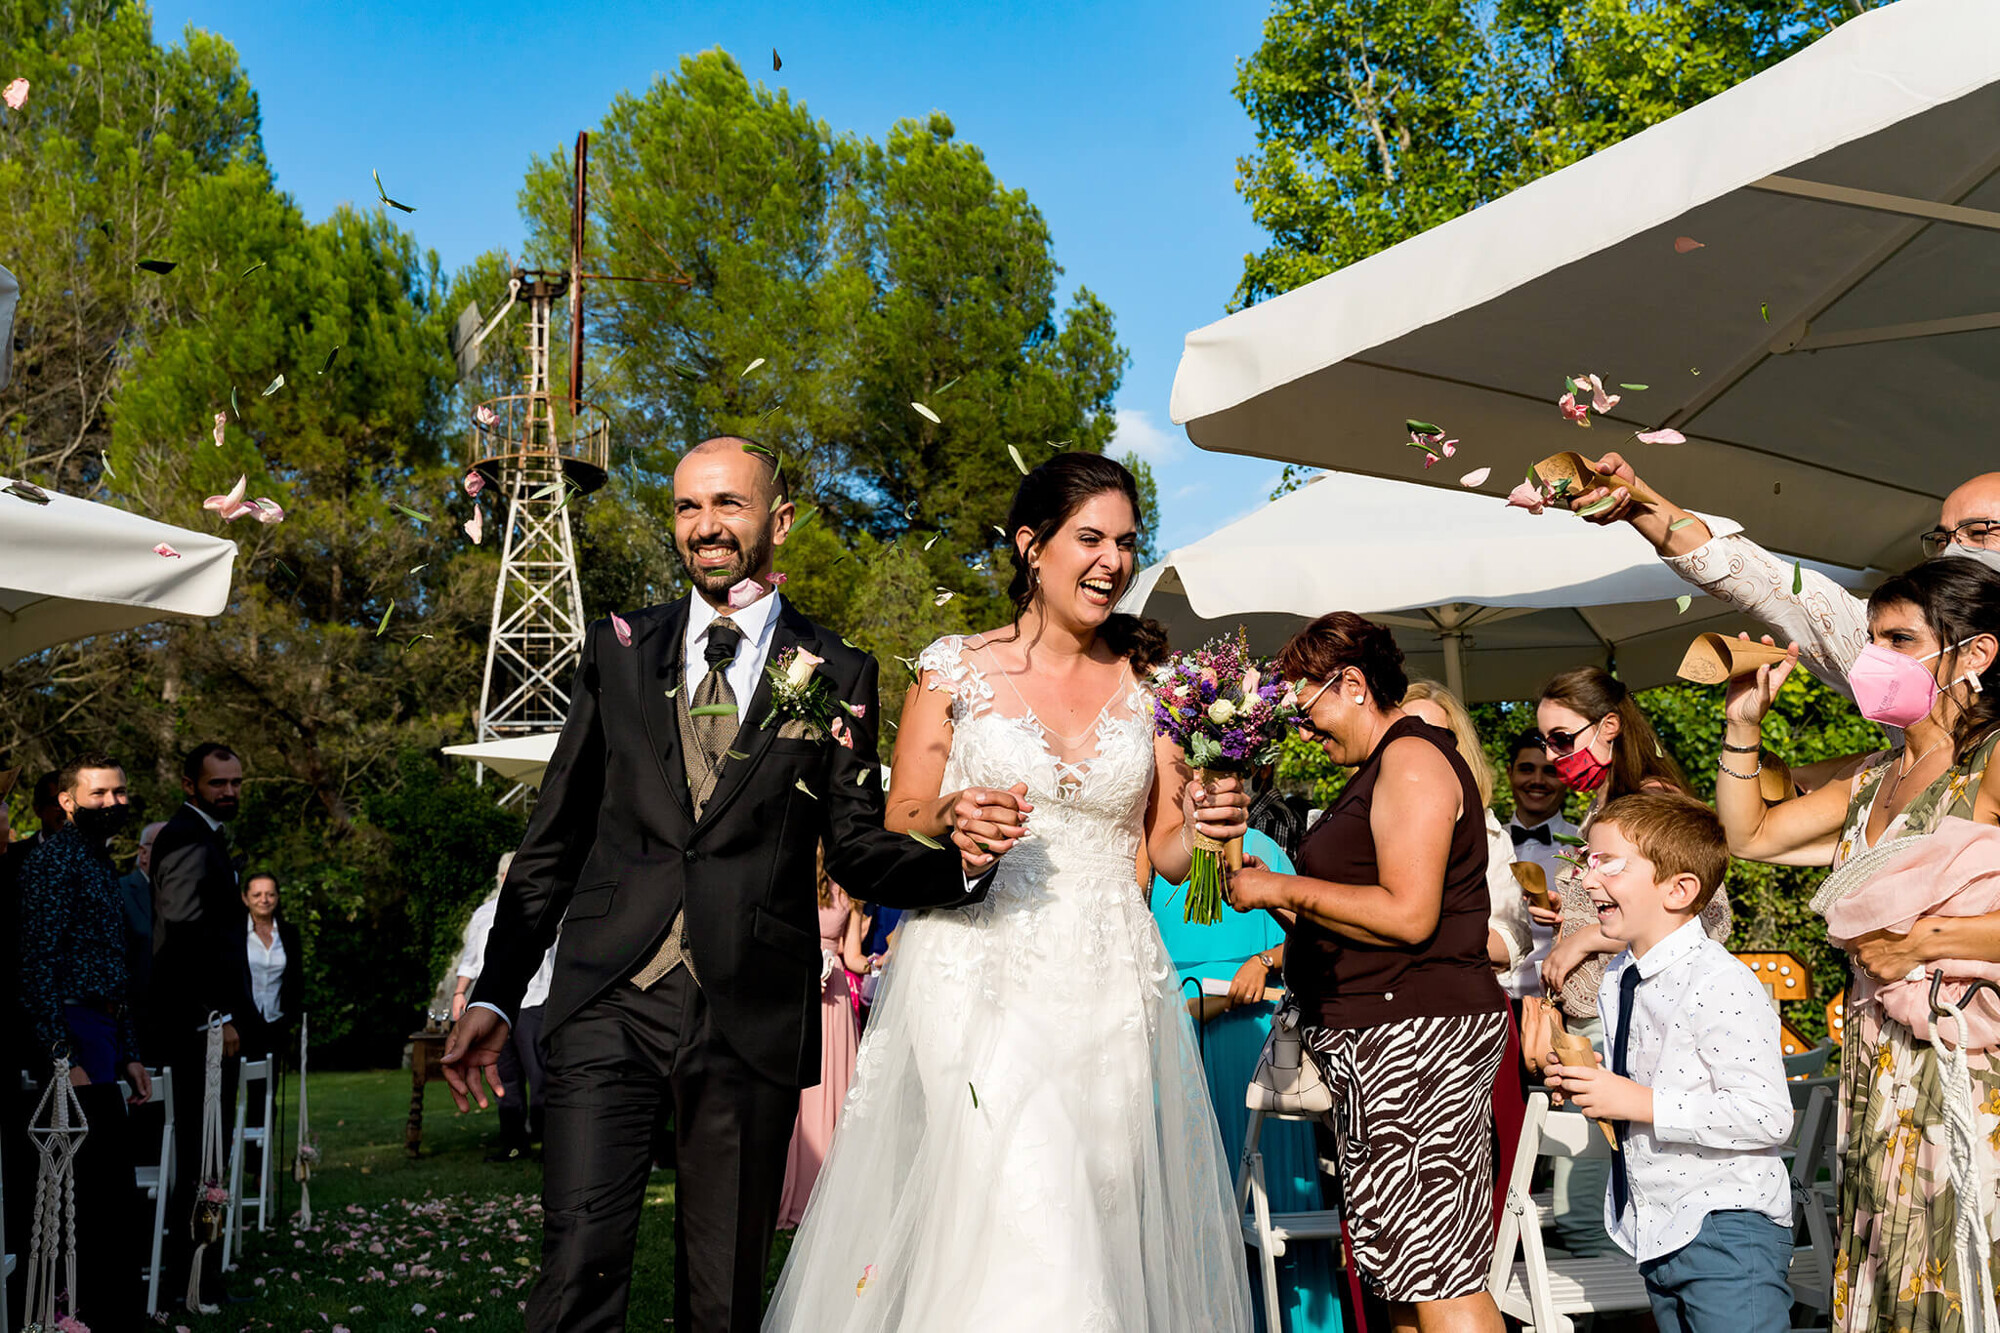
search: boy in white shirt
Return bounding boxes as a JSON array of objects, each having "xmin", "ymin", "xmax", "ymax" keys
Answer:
[{"xmin": 1544, "ymin": 792, "xmax": 1794, "ymax": 1333}]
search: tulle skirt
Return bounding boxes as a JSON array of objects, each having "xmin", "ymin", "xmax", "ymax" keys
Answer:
[{"xmin": 761, "ymin": 861, "xmax": 1253, "ymax": 1332}]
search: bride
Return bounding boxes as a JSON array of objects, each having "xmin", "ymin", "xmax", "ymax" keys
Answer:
[{"xmin": 762, "ymin": 453, "xmax": 1255, "ymax": 1331}]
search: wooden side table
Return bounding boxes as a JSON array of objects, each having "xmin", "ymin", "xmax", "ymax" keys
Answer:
[{"xmin": 406, "ymin": 1031, "xmax": 451, "ymax": 1156}]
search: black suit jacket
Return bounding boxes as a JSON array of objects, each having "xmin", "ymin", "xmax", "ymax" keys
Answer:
[
  {"xmin": 149, "ymin": 805, "xmax": 254, "ymax": 1036},
  {"xmin": 471, "ymin": 597, "xmax": 980, "ymax": 1086}
]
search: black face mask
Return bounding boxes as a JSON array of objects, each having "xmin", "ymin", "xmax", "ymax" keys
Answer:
[{"xmin": 70, "ymin": 803, "xmax": 131, "ymax": 844}]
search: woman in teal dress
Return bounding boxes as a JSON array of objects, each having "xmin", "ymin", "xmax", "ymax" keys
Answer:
[{"xmin": 1154, "ymin": 826, "xmax": 1344, "ymax": 1333}]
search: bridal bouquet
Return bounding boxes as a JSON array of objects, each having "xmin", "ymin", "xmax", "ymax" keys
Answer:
[{"xmin": 1149, "ymin": 630, "xmax": 1298, "ymax": 924}]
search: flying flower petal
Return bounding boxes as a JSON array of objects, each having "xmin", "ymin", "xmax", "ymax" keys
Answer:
[
  {"xmin": 765, "ymin": 572, "xmax": 788, "ymax": 590},
  {"xmin": 1675, "ymin": 595, "xmax": 1692, "ymax": 615},
  {"xmin": 251, "ymin": 498, "xmax": 286, "ymax": 524},
  {"xmin": 1439, "ymin": 438, "xmax": 1458, "ymax": 457},
  {"xmin": 1557, "ymin": 393, "xmax": 1590, "ymax": 426},
  {"xmin": 773, "ymin": 48, "xmax": 782, "ymax": 71},
  {"xmin": 213, "ymin": 412, "xmax": 227, "ymax": 447},
  {"xmin": 1674, "ymin": 236, "xmax": 1705, "ymax": 254},
  {"xmin": 1668, "ymin": 517, "xmax": 1698, "ymax": 532},
  {"xmin": 795, "ymin": 778, "xmax": 816, "ymax": 799},
  {"xmin": 1007, "ymin": 444, "xmax": 1028, "ymax": 475},
  {"xmin": 5, "ymin": 480, "xmax": 50, "ymax": 505},
  {"xmin": 1619, "ymin": 383, "xmax": 1649, "ymax": 391},
  {"xmin": 2, "ymin": 78, "xmax": 28, "ymax": 110},
  {"xmin": 933, "ymin": 587, "xmax": 954, "ymax": 606},
  {"xmin": 1760, "ymin": 302, "xmax": 1770, "ymax": 323},
  {"xmin": 204, "ymin": 474, "xmax": 249, "ymax": 515},
  {"xmin": 464, "ymin": 506, "xmax": 485, "ymax": 545},
  {"xmin": 1633, "ymin": 428, "xmax": 1687, "ymax": 445},
  {"xmin": 1421, "ymin": 452, "xmax": 1440, "ymax": 469},
  {"xmin": 726, "ymin": 578, "xmax": 768, "ymax": 610},
  {"xmin": 1405, "ymin": 419, "xmax": 1442, "ymax": 435},
  {"xmin": 262, "ymin": 373, "xmax": 285, "ymax": 397},
  {"xmin": 475, "ymin": 404, "xmax": 497, "ymax": 427},
  {"xmin": 372, "ymin": 169, "xmax": 415, "ymax": 212},
  {"xmin": 463, "ymin": 470, "xmax": 485, "ymax": 497},
  {"xmin": 611, "ymin": 612, "xmax": 633, "ymax": 647},
  {"xmin": 741, "ymin": 357, "xmax": 765, "ymax": 377},
  {"xmin": 1505, "ymin": 481, "xmax": 1547, "ymax": 515},
  {"xmin": 1459, "ymin": 467, "xmax": 1490, "ymax": 488},
  {"xmin": 911, "ymin": 402, "xmax": 940, "ymax": 424},
  {"xmin": 1792, "ymin": 561, "xmax": 1803, "ymax": 595},
  {"xmin": 154, "ymin": 543, "xmax": 181, "ymax": 558},
  {"xmin": 830, "ymin": 716, "xmax": 854, "ymax": 749}
]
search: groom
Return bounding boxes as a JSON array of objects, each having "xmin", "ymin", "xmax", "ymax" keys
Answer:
[{"xmin": 443, "ymin": 437, "xmax": 992, "ymax": 1333}]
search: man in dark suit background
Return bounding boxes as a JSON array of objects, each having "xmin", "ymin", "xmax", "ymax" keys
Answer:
[
  {"xmin": 148, "ymin": 741, "xmax": 252, "ymax": 1311},
  {"xmin": 443, "ymin": 438, "xmax": 997, "ymax": 1333}
]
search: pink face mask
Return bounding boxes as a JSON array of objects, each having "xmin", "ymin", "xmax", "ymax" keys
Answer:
[{"xmin": 1847, "ymin": 638, "xmax": 1979, "ymax": 729}]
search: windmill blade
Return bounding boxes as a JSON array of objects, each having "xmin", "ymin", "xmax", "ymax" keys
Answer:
[
  {"xmin": 449, "ymin": 300, "xmax": 483, "ymax": 381},
  {"xmin": 569, "ymin": 130, "xmax": 588, "ymax": 409}
]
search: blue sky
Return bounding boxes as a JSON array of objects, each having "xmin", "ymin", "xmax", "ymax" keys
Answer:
[{"xmin": 153, "ymin": 0, "xmax": 1286, "ymax": 552}]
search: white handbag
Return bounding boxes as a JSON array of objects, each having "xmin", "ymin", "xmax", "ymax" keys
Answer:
[{"xmin": 1245, "ymin": 994, "xmax": 1333, "ymax": 1116}]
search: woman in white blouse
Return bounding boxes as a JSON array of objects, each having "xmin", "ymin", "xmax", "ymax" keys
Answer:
[{"xmin": 239, "ymin": 871, "xmax": 301, "ymax": 1060}]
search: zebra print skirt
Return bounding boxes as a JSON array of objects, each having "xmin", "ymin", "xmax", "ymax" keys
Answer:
[{"xmin": 1304, "ymin": 1010, "xmax": 1508, "ymax": 1303}]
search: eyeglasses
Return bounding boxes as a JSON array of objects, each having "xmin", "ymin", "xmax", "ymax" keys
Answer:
[
  {"xmin": 1540, "ymin": 718, "xmax": 1602, "ymax": 757},
  {"xmin": 1920, "ymin": 518, "xmax": 2000, "ymax": 558}
]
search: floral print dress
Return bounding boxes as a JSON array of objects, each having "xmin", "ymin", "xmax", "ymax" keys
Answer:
[{"xmin": 1831, "ymin": 732, "xmax": 2000, "ymax": 1333}]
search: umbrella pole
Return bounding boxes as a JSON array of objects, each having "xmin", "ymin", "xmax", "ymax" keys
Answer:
[{"xmin": 1442, "ymin": 630, "xmax": 1468, "ymax": 699}]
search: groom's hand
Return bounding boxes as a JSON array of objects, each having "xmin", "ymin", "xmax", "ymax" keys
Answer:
[
  {"xmin": 441, "ymin": 1007, "xmax": 512, "ymax": 1113},
  {"xmin": 949, "ymin": 781, "xmax": 1032, "ymax": 876}
]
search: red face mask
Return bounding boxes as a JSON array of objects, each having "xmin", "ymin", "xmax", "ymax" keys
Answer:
[{"xmin": 1552, "ymin": 746, "xmax": 1610, "ymax": 793}]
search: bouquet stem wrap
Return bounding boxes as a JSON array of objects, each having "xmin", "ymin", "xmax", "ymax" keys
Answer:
[{"xmin": 1185, "ymin": 768, "xmax": 1249, "ymax": 925}]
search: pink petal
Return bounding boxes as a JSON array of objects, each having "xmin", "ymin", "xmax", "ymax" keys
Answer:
[
  {"xmin": 1421, "ymin": 452, "xmax": 1439, "ymax": 469},
  {"xmin": 463, "ymin": 470, "xmax": 484, "ymax": 497},
  {"xmin": 1556, "ymin": 393, "xmax": 1590, "ymax": 425},
  {"xmin": 2, "ymin": 78, "xmax": 26, "ymax": 110},
  {"xmin": 464, "ymin": 506, "xmax": 484, "ymax": 545},
  {"xmin": 830, "ymin": 716, "xmax": 854, "ymax": 749},
  {"xmin": 154, "ymin": 543, "xmax": 182, "ymax": 558},
  {"xmin": 1633, "ymin": 427, "xmax": 1687, "ymax": 445},
  {"xmin": 1674, "ymin": 236, "xmax": 1705, "ymax": 254},
  {"xmin": 213, "ymin": 411, "xmax": 227, "ymax": 447},
  {"xmin": 764, "ymin": 572, "xmax": 787, "ymax": 589},
  {"xmin": 1459, "ymin": 466, "xmax": 1491, "ymax": 488},
  {"xmin": 1505, "ymin": 481, "xmax": 1547, "ymax": 515},
  {"xmin": 611, "ymin": 612, "xmax": 633, "ymax": 647},
  {"xmin": 848, "ymin": 703, "xmax": 868, "ymax": 718},
  {"xmin": 474, "ymin": 404, "xmax": 497, "ymax": 427},
  {"xmin": 725, "ymin": 578, "xmax": 766, "ymax": 610},
  {"xmin": 1439, "ymin": 439, "xmax": 1458, "ymax": 457}
]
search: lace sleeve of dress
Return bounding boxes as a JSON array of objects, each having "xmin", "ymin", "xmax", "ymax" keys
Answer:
[{"xmin": 914, "ymin": 635, "xmax": 993, "ymax": 722}]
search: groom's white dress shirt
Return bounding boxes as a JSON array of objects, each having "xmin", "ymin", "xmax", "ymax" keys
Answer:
[{"xmin": 685, "ymin": 587, "xmax": 783, "ymax": 702}]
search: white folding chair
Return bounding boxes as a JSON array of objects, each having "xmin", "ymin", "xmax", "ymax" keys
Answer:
[
  {"xmin": 1233, "ymin": 1106, "xmax": 1343, "ymax": 1331},
  {"xmin": 223, "ymin": 1057, "xmax": 274, "ymax": 1269},
  {"xmin": 117, "ymin": 1065, "xmax": 174, "ymax": 1317}
]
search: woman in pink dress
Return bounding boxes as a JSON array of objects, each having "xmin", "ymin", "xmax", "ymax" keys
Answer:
[{"xmin": 777, "ymin": 857, "xmax": 868, "ymax": 1228}]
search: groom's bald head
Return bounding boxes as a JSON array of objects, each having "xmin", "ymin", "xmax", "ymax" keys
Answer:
[{"xmin": 678, "ymin": 436, "xmax": 787, "ymax": 508}]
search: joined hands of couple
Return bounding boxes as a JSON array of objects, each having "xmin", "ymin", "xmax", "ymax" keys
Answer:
[{"xmin": 947, "ymin": 773, "xmax": 1253, "ymax": 877}]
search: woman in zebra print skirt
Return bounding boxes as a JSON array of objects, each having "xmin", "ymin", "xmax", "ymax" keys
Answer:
[{"xmin": 1226, "ymin": 612, "xmax": 1508, "ymax": 1332}]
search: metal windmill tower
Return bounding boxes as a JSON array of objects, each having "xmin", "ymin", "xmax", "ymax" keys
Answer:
[{"xmin": 457, "ymin": 133, "xmax": 610, "ymax": 770}]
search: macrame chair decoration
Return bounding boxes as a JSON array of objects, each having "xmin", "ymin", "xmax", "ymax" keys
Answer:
[
  {"xmin": 293, "ymin": 1013, "xmax": 316, "ymax": 1229},
  {"xmin": 186, "ymin": 1014, "xmax": 228, "ymax": 1314},
  {"xmin": 23, "ymin": 1053, "xmax": 90, "ymax": 1333}
]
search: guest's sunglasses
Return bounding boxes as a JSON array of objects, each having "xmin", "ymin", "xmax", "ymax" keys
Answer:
[{"xmin": 1539, "ymin": 718, "xmax": 1602, "ymax": 757}]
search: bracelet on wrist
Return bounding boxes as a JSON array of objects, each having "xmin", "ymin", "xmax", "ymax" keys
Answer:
[
  {"xmin": 1720, "ymin": 739, "xmax": 1762, "ymax": 753},
  {"xmin": 1717, "ymin": 756, "xmax": 1764, "ymax": 780}
]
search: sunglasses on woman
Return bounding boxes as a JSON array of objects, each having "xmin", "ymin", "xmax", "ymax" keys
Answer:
[{"xmin": 1539, "ymin": 717, "xmax": 1602, "ymax": 757}]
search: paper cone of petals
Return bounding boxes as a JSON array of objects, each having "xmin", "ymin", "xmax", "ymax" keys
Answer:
[
  {"xmin": 1548, "ymin": 1031, "xmax": 1618, "ymax": 1147},
  {"xmin": 1510, "ymin": 861, "xmax": 1553, "ymax": 912},
  {"xmin": 1759, "ymin": 751, "xmax": 1793, "ymax": 804},
  {"xmin": 1531, "ymin": 451, "xmax": 1660, "ymax": 507},
  {"xmin": 1675, "ymin": 633, "xmax": 1793, "ymax": 685}
]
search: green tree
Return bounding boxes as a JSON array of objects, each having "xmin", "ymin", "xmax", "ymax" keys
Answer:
[{"xmin": 1232, "ymin": 0, "xmax": 1881, "ymax": 309}]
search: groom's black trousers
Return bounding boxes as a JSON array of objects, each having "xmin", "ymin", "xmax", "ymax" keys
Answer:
[{"xmin": 529, "ymin": 969, "xmax": 797, "ymax": 1333}]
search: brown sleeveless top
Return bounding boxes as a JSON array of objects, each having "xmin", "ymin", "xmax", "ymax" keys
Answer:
[{"xmin": 1287, "ymin": 715, "xmax": 1506, "ymax": 1030}]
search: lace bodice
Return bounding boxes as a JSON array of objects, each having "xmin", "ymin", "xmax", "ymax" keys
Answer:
[{"xmin": 916, "ymin": 633, "xmax": 1155, "ymax": 887}]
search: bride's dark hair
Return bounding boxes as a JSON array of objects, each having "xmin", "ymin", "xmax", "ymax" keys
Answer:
[{"xmin": 1002, "ymin": 452, "xmax": 1169, "ymax": 671}]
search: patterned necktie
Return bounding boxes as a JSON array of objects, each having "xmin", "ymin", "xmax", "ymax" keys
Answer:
[
  {"xmin": 1610, "ymin": 964, "xmax": 1643, "ymax": 1217},
  {"xmin": 693, "ymin": 617, "xmax": 743, "ymax": 771}
]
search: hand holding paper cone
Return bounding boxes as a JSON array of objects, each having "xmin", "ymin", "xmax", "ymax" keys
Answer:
[
  {"xmin": 1511, "ymin": 861, "xmax": 1553, "ymax": 912},
  {"xmin": 1548, "ymin": 1031, "xmax": 1619, "ymax": 1147},
  {"xmin": 1533, "ymin": 450, "xmax": 1661, "ymax": 508},
  {"xmin": 1675, "ymin": 632, "xmax": 1796, "ymax": 685}
]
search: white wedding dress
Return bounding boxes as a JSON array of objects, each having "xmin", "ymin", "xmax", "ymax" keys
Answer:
[{"xmin": 762, "ymin": 635, "xmax": 1253, "ymax": 1332}]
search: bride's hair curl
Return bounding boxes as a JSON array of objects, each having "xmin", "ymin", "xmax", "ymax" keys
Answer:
[{"xmin": 1002, "ymin": 452, "xmax": 1168, "ymax": 671}]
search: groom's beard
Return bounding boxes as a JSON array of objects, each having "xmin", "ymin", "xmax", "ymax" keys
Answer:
[{"xmin": 675, "ymin": 529, "xmax": 772, "ymax": 597}]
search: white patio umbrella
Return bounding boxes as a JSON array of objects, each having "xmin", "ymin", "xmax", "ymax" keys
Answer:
[
  {"xmin": 442, "ymin": 734, "xmax": 558, "ymax": 789},
  {"xmin": 1118, "ymin": 471, "xmax": 1871, "ymax": 703},
  {"xmin": 1169, "ymin": 0, "xmax": 2000, "ymax": 575},
  {"xmin": 0, "ymin": 478, "xmax": 237, "ymax": 662}
]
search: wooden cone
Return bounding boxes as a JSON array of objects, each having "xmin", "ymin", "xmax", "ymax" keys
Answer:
[
  {"xmin": 1532, "ymin": 450, "xmax": 1661, "ymax": 507},
  {"xmin": 1548, "ymin": 1031, "xmax": 1618, "ymax": 1147},
  {"xmin": 1675, "ymin": 633, "xmax": 1794, "ymax": 685},
  {"xmin": 1511, "ymin": 861, "xmax": 1553, "ymax": 912}
]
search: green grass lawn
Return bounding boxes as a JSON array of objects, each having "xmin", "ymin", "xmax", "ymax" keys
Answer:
[{"xmin": 192, "ymin": 1069, "xmax": 792, "ymax": 1332}]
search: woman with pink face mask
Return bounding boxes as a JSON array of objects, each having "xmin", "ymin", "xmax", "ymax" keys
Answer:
[
  {"xmin": 1717, "ymin": 558, "xmax": 2000, "ymax": 1333},
  {"xmin": 1532, "ymin": 666, "xmax": 1735, "ymax": 1258}
]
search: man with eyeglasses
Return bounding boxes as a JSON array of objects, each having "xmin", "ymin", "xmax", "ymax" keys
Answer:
[{"xmin": 1568, "ymin": 454, "xmax": 2000, "ymax": 698}]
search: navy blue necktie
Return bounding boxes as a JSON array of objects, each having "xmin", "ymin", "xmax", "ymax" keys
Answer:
[{"xmin": 1610, "ymin": 965, "xmax": 1642, "ymax": 1217}]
